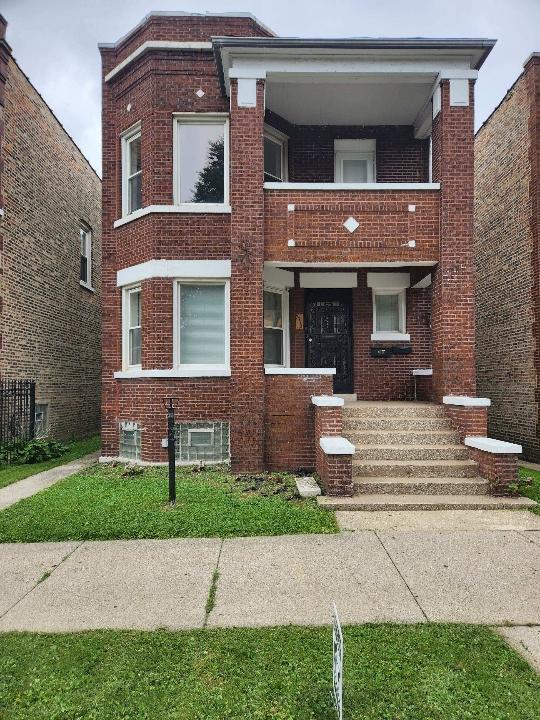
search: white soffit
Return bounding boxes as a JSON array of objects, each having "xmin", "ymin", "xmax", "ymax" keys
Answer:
[
  {"xmin": 264, "ymin": 266, "xmax": 294, "ymax": 288},
  {"xmin": 300, "ymin": 272, "xmax": 358, "ymax": 288},
  {"xmin": 265, "ymin": 78, "xmax": 434, "ymax": 125},
  {"xmin": 367, "ymin": 272, "xmax": 410, "ymax": 289},
  {"xmin": 411, "ymin": 273, "xmax": 432, "ymax": 289},
  {"xmin": 117, "ymin": 259, "xmax": 231, "ymax": 286}
]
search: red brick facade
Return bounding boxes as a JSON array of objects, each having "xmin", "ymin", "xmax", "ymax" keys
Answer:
[
  {"xmin": 475, "ymin": 55, "xmax": 540, "ymax": 461},
  {"xmin": 0, "ymin": 17, "xmax": 102, "ymax": 440},
  {"xmin": 100, "ymin": 13, "xmax": 485, "ymax": 476}
]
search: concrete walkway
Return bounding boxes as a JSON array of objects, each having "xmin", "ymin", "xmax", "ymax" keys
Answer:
[
  {"xmin": 1, "ymin": 527, "xmax": 539, "ymax": 635},
  {"xmin": 0, "ymin": 451, "xmax": 100, "ymax": 511}
]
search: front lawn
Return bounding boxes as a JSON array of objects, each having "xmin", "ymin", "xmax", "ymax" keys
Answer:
[
  {"xmin": 0, "ymin": 435, "xmax": 100, "ymax": 490},
  {"xmin": 519, "ymin": 466, "xmax": 540, "ymax": 514},
  {"xmin": 0, "ymin": 624, "xmax": 538, "ymax": 720},
  {"xmin": 0, "ymin": 463, "xmax": 337, "ymax": 542}
]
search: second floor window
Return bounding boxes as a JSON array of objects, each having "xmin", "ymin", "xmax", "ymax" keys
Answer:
[
  {"xmin": 80, "ymin": 223, "xmax": 92, "ymax": 287},
  {"xmin": 121, "ymin": 124, "xmax": 142, "ymax": 216},
  {"xmin": 264, "ymin": 126, "xmax": 288, "ymax": 182},
  {"xmin": 334, "ymin": 139, "xmax": 376, "ymax": 183},
  {"xmin": 174, "ymin": 115, "xmax": 229, "ymax": 205}
]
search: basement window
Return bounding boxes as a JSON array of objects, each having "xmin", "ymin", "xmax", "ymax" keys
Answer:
[
  {"xmin": 119, "ymin": 421, "xmax": 141, "ymax": 461},
  {"xmin": 34, "ymin": 403, "xmax": 49, "ymax": 438},
  {"xmin": 175, "ymin": 421, "xmax": 230, "ymax": 464}
]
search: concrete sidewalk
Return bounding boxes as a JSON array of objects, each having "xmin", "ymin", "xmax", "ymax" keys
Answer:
[
  {"xmin": 0, "ymin": 451, "xmax": 100, "ymax": 511},
  {"xmin": 1, "ymin": 528, "xmax": 539, "ymax": 634}
]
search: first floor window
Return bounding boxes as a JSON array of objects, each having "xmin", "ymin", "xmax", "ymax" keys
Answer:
[
  {"xmin": 123, "ymin": 286, "xmax": 141, "ymax": 368},
  {"xmin": 264, "ymin": 126, "xmax": 288, "ymax": 182},
  {"xmin": 174, "ymin": 115, "xmax": 228, "ymax": 205},
  {"xmin": 121, "ymin": 124, "xmax": 142, "ymax": 215},
  {"xmin": 80, "ymin": 224, "xmax": 92, "ymax": 286},
  {"xmin": 264, "ymin": 288, "xmax": 286, "ymax": 365},
  {"xmin": 177, "ymin": 281, "xmax": 228, "ymax": 366},
  {"xmin": 34, "ymin": 403, "xmax": 49, "ymax": 438},
  {"xmin": 372, "ymin": 289, "xmax": 408, "ymax": 339}
]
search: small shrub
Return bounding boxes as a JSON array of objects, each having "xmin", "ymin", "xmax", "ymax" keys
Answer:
[{"xmin": 14, "ymin": 438, "xmax": 68, "ymax": 465}]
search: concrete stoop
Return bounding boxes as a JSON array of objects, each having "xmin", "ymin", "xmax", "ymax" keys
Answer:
[{"xmin": 318, "ymin": 401, "xmax": 537, "ymax": 512}]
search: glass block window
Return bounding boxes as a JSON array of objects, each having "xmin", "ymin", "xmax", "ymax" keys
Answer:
[
  {"xmin": 119, "ymin": 422, "xmax": 141, "ymax": 461},
  {"xmin": 175, "ymin": 421, "xmax": 230, "ymax": 464},
  {"xmin": 35, "ymin": 403, "xmax": 49, "ymax": 438}
]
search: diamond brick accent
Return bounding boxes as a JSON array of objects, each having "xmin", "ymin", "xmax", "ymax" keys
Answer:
[{"xmin": 343, "ymin": 216, "xmax": 359, "ymax": 233}]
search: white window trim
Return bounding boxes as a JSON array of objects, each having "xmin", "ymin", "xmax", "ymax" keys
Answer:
[
  {"xmin": 122, "ymin": 284, "xmax": 142, "ymax": 370},
  {"xmin": 173, "ymin": 278, "xmax": 230, "ymax": 374},
  {"xmin": 80, "ymin": 223, "xmax": 92, "ymax": 290},
  {"xmin": 263, "ymin": 285, "xmax": 290, "ymax": 368},
  {"xmin": 371, "ymin": 288, "xmax": 410, "ymax": 342},
  {"xmin": 264, "ymin": 124, "xmax": 289, "ymax": 182},
  {"xmin": 121, "ymin": 122, "xmax": 142, "ymax": 217},
  {"xmin": 188, "ymin": 427, "xmax": 215, "ymax": 447},
  {"xmin": 173, "ymin": 113, "xmax": 230, "ymax": 208},
  {"xmin": 334, "ymin": 139, "xmax": 376, "ymax": 183}
]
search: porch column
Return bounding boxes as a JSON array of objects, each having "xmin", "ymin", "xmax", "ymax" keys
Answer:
[
  {"xmin": 229, "ymin": 77, "xmax": 266, "ymax": 471},
  {"xmin": 431, "ymin": 79, "xmax": 476, "ymax": 400}
]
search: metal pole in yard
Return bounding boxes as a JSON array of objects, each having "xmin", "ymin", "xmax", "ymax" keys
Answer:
[{"xmin": 166, "ymin": 399, "xmax": 176, "ymax": 505}]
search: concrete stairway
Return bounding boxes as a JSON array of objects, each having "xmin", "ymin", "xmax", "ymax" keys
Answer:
[{"xmin": 318, "ymin": 401, "xmax": 536, "ymax": 511}]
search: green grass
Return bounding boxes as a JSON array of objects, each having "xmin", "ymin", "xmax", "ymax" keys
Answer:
[
  {"xmin": 0, "ymin": 463, "xmax": 337, "ymax": 542},
  {"xmin": 519, "ymin": 466, "xmax": 540, "ymax": 514},
  {"xmin": 0, "ymin": 435, "xmax": 100, "ymax": 490},
  {"xmin": 0, "ymin": 625, "xmax": 538, "ymax": 720}
]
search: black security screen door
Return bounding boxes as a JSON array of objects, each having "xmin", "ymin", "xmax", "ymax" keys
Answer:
[{"xmin": 305, "ymin": 289, "xmax": 353, "ymax": 393}]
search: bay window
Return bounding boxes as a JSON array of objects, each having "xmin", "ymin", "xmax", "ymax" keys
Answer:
[
  {"xmin": 173, "ymin": 114, "xmax": 229, "ymax": 207},
  {"xmin": 175, "ymin": 280, "xmax": 230, "ymax": 370},
  {"xmin": 123, "ymin": 286, "xmax": 142, "ymax": 369},
  {"xmin": 121, "ymin": 124, "xmax": 142, "ymax": 216}
]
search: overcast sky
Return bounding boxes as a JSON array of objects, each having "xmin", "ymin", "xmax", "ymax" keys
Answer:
[{"xmin": 3, "ymin": 0, "xmax": 539, "ymax": 175}]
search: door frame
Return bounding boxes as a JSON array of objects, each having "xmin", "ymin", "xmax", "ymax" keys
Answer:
[{"xmin": 304, "ymin": 288, "xmax": 354, "ymax": 393}]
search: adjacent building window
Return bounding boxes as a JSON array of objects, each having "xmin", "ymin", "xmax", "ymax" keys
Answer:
[
  {"xmin": 264, "ymin": 126, "xmax": 288, "ymax": 182},
  {"xmin": 175, "ymin": 421, "xmax": 230, "ymax": 464},
  {"xmin": 175, "ymin": 281, "xmax": 229, "ymax": 368},
  {"xmin": 264, "ymin": 288, "xmax": 289, "ymax": 366},
  {"xmin": 173, "ymin": 115, "xmax": 229, "ymax": 205},
  {"xmin": 121, "ymin": 124, "xmax": 142, "ymax": 216},
  {"xmin": 371, "ymin": 289, "xmax": 409, "ymax": 341},
  {"xmin": 80, "ymin": 223, "xmax": 92, "ymax": 287},
  {"xmin": 334, "ymin": 139, "xmax": 376, "ymax": 182},
  {"xmin": 34, "ymin": 403, "xmax": 49, "ymax": 438},
  {"xmin": 123, "ymin": 286, "xmax": 142, "ymax": 369}
]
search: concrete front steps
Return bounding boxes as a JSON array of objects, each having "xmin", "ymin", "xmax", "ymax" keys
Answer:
[{"xmin": 318, "ymin": 401, "xmax": 537, "ymax": 511}]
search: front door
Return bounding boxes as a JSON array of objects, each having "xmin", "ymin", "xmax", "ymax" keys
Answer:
[{"xmin": 305, "ymin": 289, "xmax": 353, "ymax": 393}]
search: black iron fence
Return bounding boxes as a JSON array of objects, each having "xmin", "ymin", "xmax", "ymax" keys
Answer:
[{"xmin": 0, "ymin": 380, "xmax": 36, "ymax": 464}]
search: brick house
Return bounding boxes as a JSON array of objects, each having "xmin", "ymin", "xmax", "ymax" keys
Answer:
[
  {"xmin": 0, "ymin": 16, "xmax": 102, "ymax": 440},
  {"xmin": 99, "ymin": 11, "xmax": 534, "ymax": 510},
  {"xmin": 475, "ymin": 54, "xmax": 540, "ymax": 462}
]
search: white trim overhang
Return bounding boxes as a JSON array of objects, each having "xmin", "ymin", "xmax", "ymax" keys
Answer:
[
  {"xmin": 105, "ymin": 41, "xmax": 213, "ymax": 82},
  {"xmin": 264, "ymin": 182, "xmax": 440, "ymax": 191},
  {"xmin": 264, "ymin": 261, "xmax": 437, "ymax": 269},
  {"xmin": 117, "ymin": 259, "xmax": 231, "ymax": 287},
  {"xmin": 114, "ymin": 203, "xmax": 231, "ymax": 228}
]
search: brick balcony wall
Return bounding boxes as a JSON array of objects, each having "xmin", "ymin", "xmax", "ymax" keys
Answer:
[
  {"xmin": 475, "ymin": 59, "xmax": 540, "ymax": 460},
  {"xmin": 0, "ymin": 54, "xmax": 102, "ymax": 439}
]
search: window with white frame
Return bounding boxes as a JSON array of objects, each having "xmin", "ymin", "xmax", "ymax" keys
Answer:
[
  {"xmin": 80, "ymin": 223, "xmax": 92, "ymax": 287},
  {"xmin": 175, "ymin": 281, "xmax": 229, "ymax": 368},
  {"xmin": 334, "ymin": 139, "xmax": 376, "ymax": 182},
  {"xmin": 121, "ymin": 124, "xmax": 142, "ymax": 216},
  {"xmin": 174, "ymin": 115, "xmax": 229, "ymax": 206},
  {"xmin": 372, "ymin": 289, "xmax": 409, "ymax": 341},
  {"xmin": 264, "ymin": 288, "xmax": 288, "ymax": 366},
  {"xmin": 264, "ymin": 126, "xmax": 288, "ymax": 182},
  {"xmin": 123, "ymin": 286, "xmax": 142, "ymax": 369}
]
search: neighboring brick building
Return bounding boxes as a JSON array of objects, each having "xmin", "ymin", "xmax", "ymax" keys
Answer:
[
  {"xmin": 475, "ymin": 54, "xmax": 540, "ymax": 461},
  {"xmin": 0, "ymin": 16, "xmax": 102, "ymax": 439},
  {"xmin": 99, "ymin": 12, "xmax": 532, "ymax": 509}
]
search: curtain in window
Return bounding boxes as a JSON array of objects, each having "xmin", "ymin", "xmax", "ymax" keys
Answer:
[
  {"xmin": 375, "ymin": 294, "xmax": 400, "ymax": 332},
  {"xmin": 180, "ymin": 284, "xmax": 225, "ymax": 364}
]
